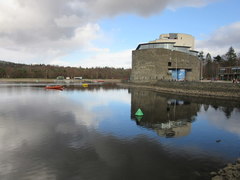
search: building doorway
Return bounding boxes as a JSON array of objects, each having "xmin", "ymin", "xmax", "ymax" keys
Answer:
[{"xmin": 171, "ymin": 69, "xmax": 186, "ymax": 81}]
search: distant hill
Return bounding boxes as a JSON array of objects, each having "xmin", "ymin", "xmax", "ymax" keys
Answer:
[
  {"xmin": 0, "ymin": 60, "xmax": 131, "ymax": 79},
  {"xmin": 0, "ymin": 60, "xmax": 15, "ymax": 65}
]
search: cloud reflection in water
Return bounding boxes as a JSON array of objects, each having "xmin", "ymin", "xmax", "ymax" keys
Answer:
[{"xmin": 0, "ymin": 86, "xmax": 239, "ymax": 180}]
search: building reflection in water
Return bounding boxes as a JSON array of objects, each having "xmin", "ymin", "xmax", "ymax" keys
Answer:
[{"xmin": 131, "ymin": 89, "xmax": 201, "ymax": 138}]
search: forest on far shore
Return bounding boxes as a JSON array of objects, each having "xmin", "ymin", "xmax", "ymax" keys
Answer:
[{"xmin": 0, "ymin": 61, "xmax": 131, "ymax": 79}]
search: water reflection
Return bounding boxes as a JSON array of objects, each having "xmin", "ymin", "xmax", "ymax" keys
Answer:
[
  {"xmin": 0, "ymin": 85, "xmax": 239, "ymax": 180},
  {"xmin": 0, "ymin": 87, "xmax": 124, "ymax": 179},
  {"xmin": 131, "ymin": 90, "xmax": 200, "ymax": 138},
  {"xmin": 130, "ymin": 88, "xmax": 240, "ymax": 138}
]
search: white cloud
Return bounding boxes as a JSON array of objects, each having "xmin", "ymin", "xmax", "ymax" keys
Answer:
[
  {"xmin": 0, "ymin": 23, "xmax": 101, "ymax": 64},
  {"xmin": 0, "ymin": 0, "xmax": 217, "ymax": 66},
  {"xmin": 196, "ymin": 22, "xmax": 240, "ymax": 56},
  {"xmin": 85, "ymin": 0, "xmax": 217, "ymax": 17},
  {"xmin": 47, "ymin": 48, "xmax": 132, "ymax": 68},
  {"xmin": 78, "ymin": 49, "xmax": 132, "ymax": 68},
  {"xmin": 203, "ymin": 107, "xmax": 240, "ymax": 136}
]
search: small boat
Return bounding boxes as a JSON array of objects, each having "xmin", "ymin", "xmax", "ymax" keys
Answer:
[
  {"xmin": 45, "ymin": 85, "xmax": 64, "ymax": 90},
  {"xmin": 82, "ymin": 83, "xmax": 88, "ymax": 87}
]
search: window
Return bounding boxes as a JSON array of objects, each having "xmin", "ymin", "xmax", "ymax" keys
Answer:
[
  {"xmin": 219, "ymin": 68, "xmax": 226, "ymax": 73},
  {"xmin": 168, "ymin": 62, "xmax": 172, "ymax": 66}
]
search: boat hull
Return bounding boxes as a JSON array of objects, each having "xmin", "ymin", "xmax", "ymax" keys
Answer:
[{"xmin": 45, "ymin": 85, "xmax": 64, "ymax": 90}]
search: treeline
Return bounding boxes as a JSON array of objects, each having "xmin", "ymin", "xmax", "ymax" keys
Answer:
[
  {"xmin": 0, "ymin": 61, "xmax": 131, "ymax": 79},
  {"xmin": 198, "ymin": 46, "xmax": 240, "ymax": 79}
]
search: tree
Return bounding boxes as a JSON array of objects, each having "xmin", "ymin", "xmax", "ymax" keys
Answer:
[
  {"xmin": 0, "ymin": 68, "xmax": 6, "ymax": 78},
  {"xmin": 206, "ymin": 53, "xmax": 212, "ymax": 63},
  {"xmin": 225, "ymin": 46, "xmax": 237, "ymax": 66},
  {"xmin": 204, "ymin": 53, "xmax": 214, "ymax": 79},
  {"xmin": 198, "ymin": 51, "xmax": 205, "ymax": 80},
  {"xmin": 237, "ymin": 53, "xmax": 240, "ymax": 66},
  {"xmin": 0, "ymin": 60, "xmax": 131, "ymax": 79},
  {"xmin": 213, "ymin": 55, "xmax": 222, "ymax": 63}
]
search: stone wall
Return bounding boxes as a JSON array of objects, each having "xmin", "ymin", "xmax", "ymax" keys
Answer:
[
  {"xmin": 131, "ymin": 48, "xmax": 200, "ymax": 82},
  {"xmin": 119, "ymin": 81, "xmax": 240, "ymax": 100},
  {"xmin": 154, "ymin": 81, "xmax": 240, "ymax": 94}
]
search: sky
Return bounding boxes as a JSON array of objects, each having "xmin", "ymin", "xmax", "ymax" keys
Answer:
[{"xmin": 0, "ymin": 0, "xmax": 239, "ymax": 68}]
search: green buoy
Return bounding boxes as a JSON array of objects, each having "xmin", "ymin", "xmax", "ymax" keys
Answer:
[
  {"xmin": 135, "ymin": 108, "xmax": 144, "ymax": 116},
  {"xmin": 136, "ymin": 115, "xmax": 143, "ymax": 121}
]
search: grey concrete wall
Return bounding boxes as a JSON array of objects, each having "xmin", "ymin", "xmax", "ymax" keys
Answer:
[
  {"xmin": 119, "ymin": 81, "xmax": 240, "ymax": 100},
  {"xmin": 154, "ymin": 81, "xmax": 240, "ymax": 94},
  {"xmin": 131, "ymin": 48, "xmax": 200, "ymax": 82}
]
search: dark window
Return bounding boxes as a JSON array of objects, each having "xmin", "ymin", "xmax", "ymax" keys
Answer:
[{"xmin": 168, "ymin": 62, "xmax": 172, "ymax": 66}]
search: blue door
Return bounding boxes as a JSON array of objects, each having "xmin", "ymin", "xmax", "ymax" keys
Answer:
[
  {"xmin": 178, "ymin": 69, "xmax": 186, "ymax": 81},
  {"xmin": 172, "ymin": 70, "xmax": 178, "ymax": 80},
  {"xmin": 171, "ymin": 69, "xmax": 186, "ymax": 80}
]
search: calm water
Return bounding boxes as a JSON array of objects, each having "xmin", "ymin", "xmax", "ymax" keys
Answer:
[{"xmin": 0, "ymin": 84, "xmax": 240, "ymax": 180}]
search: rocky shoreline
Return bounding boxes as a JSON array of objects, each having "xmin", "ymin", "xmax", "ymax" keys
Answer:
[{"xmin": 211, "ymin": 159, "xmax": 240, "ymax": 180}]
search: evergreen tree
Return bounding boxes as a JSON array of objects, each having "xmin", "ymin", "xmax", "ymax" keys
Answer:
[
  {"xmin": 205, "ymin": 53, "xmax": 213, "ymax": 79},
  {"xmin": 225, "ymin": 46, "xmax": 237, "ymax": 66},
  {"xmin": 213, "ymin": 55, "xmax": 222, "ymax": 63},
  {"xmin": 237, "ymin": 53, "xmax": 240, "ymax": 66},
  {"xmin": 206, "ymin": 53, "xmax": 212, "ymax": 63}
]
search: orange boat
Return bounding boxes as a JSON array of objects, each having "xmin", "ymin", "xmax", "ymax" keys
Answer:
[{"xmin": 45, "ymin": 85, "xmax": 64, "ymax": 90}]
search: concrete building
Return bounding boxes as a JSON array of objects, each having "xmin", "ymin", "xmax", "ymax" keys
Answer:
[
  {"xmin": 218, "ymin": 66, "xmax": 240, "ymax": 81},
  {"xmin": 150, "ymin": 33, "xmax": 195, "ymax": 50},
  {"xmin": 131, "ymin": 33, "xmax": 200, "ymax": 82}
]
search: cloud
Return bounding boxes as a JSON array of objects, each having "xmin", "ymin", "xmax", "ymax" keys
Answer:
[
  {"xmin": 0, "ymin": 0, "xmax": 216, "ymax": 66},
  {"xmin": 47, "ymin": 48, "xmax": 132, "ymax": 68},
  {"xmin": 203, "ymin": 106, "xmax": 240, "ymax": 136},
  {"xmin": 0, "ymin": 87, "xmax": 131, "ymax": 154},
  {"xmin": 168, "ymin": 0, "xmax": 217, "ymax": 10},
  {"xmin": 80, "ymin": 0, "xmax": 217, "ymax": 17},
  {"xmin": 78, "ymin": 49, "xmax": 132, "ymax": 68},
  {"xmin": 0, "ymin": 21, "xmax": 101, "ymax": 64},
  {"xmin": 196, "ymin": 22, "xmax": 240, "ymax": 56}
]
